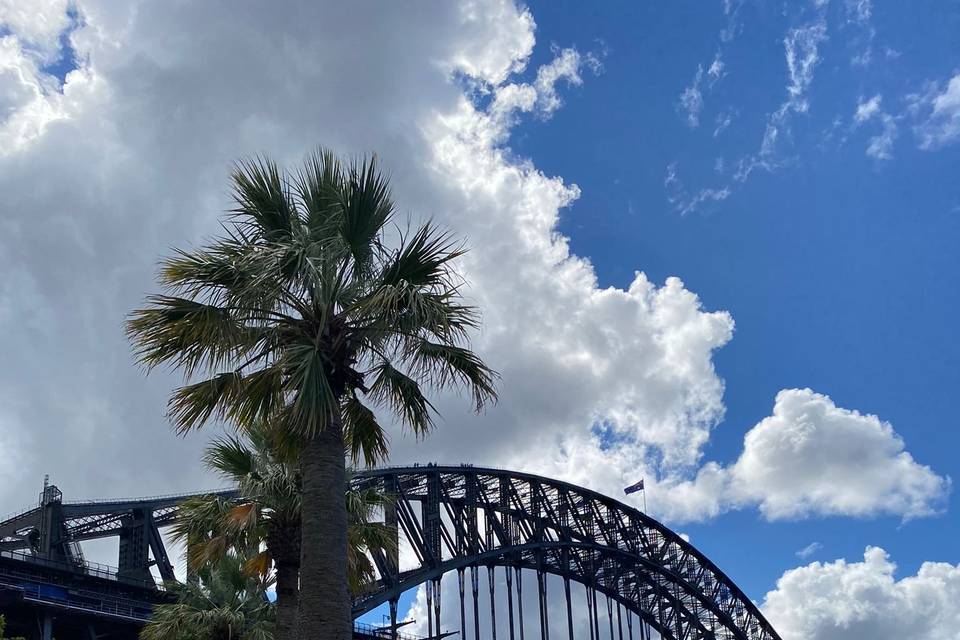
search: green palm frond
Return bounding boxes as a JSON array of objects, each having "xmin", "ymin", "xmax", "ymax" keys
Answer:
[
  {"xmin": 381, "ymin": 222, "xmax": 466, "ymax": 288},
  {"xmin": 127, "ymin": 297, "xmax": 250, "ymax": 376},
  {"xmin": 368, "ymin": 361, "xmax": 435, "ymax": 436},
  {"xmin": 407, "ymin": 341, "xmax": 499, "ymax": 411},
  {"xmin": 294, "ymin": 148, "xmax": 344, "ymax": 241},
  {"xmin": 230, "ymin": 157, "xmax": 296, "ymax": 239},
  {"xmin": 141, "ymin": 552, "xmax": 274, "ymax": 640},
  {"xmin": 341, "ymin": 394, "xmax": 388, "ymax": 467},
  {"xmin": 204, "ymin": 435, "xmax": 259, "ymax": 481}
]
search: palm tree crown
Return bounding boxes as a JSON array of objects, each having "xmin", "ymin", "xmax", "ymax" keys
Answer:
[{"xmin": 128, "ymin": 150, "xmax": 497, "ymax": 450}]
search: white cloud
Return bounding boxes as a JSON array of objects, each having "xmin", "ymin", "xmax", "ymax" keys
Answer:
[
  {"xmin": 707, "ymin": 53, "xmax": 725, "ymax": 82},
  {"xmin": 784, "ymin": 21, "xmax": 827, "ymax": 111},
  {"xmin": 846, "ymin": 0, "xmax": 872, "ymax": 25},
  {"xmin": 488, "ymin": 46, "xmax": 599, "ymax": 130},
  {"xmin": 763, "ymin": 547, "xmax": 960, "ymax": 640},
  {"xmin": 661, "ymin": 389, "xmax": 949, "ymax": 522},
  {"xmin": 854, "ymin": 94, "xmax": 882, "ymax": 123},
  {"xmin": 913, "ymin": 73, "xmax": 960, "ymax": 150},
  {"xmin": 665, "ymin": 161, "xmax": 733, "ymax": 215},
  {"xmin": 0, "ymin": 34, "xmax": 80, "ymax": 152},
  {"xmin": 795, "ymin": 542, "xmax": 822, "ymax": 559},
  {"xmin": 0, "ymin": 0, "xmax": 72, "ymax": 63},
  {"xmin": 713, "ymin": 109, "xmax": 735, "ymax": 137},
  {"xmin": 678, "ymin": 65, "xmax": 704, "ymax": 128},
  {"xmin": 852, "ymin": 95, "xmax": 898, "ymax": 160},
  {"xmin": 677, "ymin": 52, "xmax": 725, "ymax": 130}
]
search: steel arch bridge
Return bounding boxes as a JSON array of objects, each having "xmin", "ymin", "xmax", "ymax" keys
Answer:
[
  {"xmin": 0, "ymin": 465, "xmax": 781, "ymax": 640},
  {"xmin": 353, "ymin": 466, "xmax": 778, "ymax": 640}
]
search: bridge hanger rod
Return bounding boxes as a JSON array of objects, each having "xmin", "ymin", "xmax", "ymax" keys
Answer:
[
  {"xmin": 488, "ymin": 566, "xmax": 498, "ymax": 640},
  {"xmin": 506, "ymin": 563, "xmax": 516, "ymax": 640},
  {"xmin": 458, "ymin": 568, "xmax": 466, "ymax": 640},
  {"xmin": 433, "ymin": 577, "xmax": 442, "ymax": 640},
  {"xmin": 586, "ymin": 583, "xmax": 595, "ymax": 640},
  {"xmin": 471, "ymin": 565, "xmax": 480, "ymax": 640},
  {"xmin": 515, "ymin": 567, "xmax": 525, "ymax": 640},
  {"xmin": 427, "ymin": 578, "xmax": 434, "ymax": 640}
]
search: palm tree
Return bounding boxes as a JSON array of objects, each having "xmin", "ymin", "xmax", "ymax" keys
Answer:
[
  {"xmin": 128, "ymin": 149, "xmax": 498, "ymax": 640},
  {"xmin": 141, "ymin": 552, "xmax": 275, "ymax": 640},
  {"xmin": 174, "ymin": 424, "xmax": 394, "ymax": 640},
  {"xmin": 173, "ymin": 423, "xmax": 300, "ymax": 640}
]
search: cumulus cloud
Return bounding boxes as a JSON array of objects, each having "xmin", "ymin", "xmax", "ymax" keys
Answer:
[
  {"xmin": 0, "ymin": 0, "xmax": 73, "ymax": 63},
  {"xmin": 661, "ymin": 389, "xmax": 949, "ymax": 522},
  {"xmin": 763, "ymin": 547, "xmax": 960, "ymax": 640},
  {"xmin": 0, "ymin": 0, "xmax": 739, "ymax": 546}
]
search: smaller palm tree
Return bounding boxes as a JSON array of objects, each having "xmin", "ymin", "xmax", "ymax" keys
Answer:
[
  {"xmin": 141, "ymin": 552, "xmax": 274, "ymax": 640},
  {"xmin": 174, "ymin": 423, "xmax": 394, "ymax": 640},
  {"xmin": 174, "ymin": 423, "xmax": 300, "ymax": 640}
]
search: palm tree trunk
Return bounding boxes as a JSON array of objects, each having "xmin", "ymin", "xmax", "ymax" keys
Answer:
[
  {"xmin": 298, "ymin": 416, "xmax": 351, "ymax": 640},
  {"xmin": 275, "ymin": 560, "xmax": 299, "ymax": 640}
]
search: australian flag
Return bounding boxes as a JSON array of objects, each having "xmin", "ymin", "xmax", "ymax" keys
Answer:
[{"xmin": 623, "ymin": 479, "xmax": 645, "ymax": 495}]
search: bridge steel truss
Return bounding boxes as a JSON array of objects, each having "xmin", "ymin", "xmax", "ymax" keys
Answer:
[
  {"xmin": 353, "ymin": 466, "xmax": 781, "ymax": 640},
  {"xmin": 0, "ymin": 489, "xmax": 187, "ymax": 584},
  {"xmin": 0, "ymin": 466, "xmax": 781, "ymax": 640}
]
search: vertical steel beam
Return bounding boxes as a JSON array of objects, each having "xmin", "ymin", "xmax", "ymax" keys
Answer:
[
  {"xmin": 616, "ymin": 602, "xmax": 624, "ymax": 640},
  {"xmin": 472, "ymin": 565, "xmax": 481, "ymax": 640},
  {"xmin": 427, "ymin": 579, "xmax": 434, "ymax": 640},
  {"xmin": 384, "ymin": 475, "xmax": 399, "ymax": 580},
  {"xmin": 389, "ymin": 597, "xmax": 399, "ymax": 640},
  {"xmin": 564, "ymin": 577, "xmax": 574, "ymax": 640},
  {"xmin": 516, "ymin": 567, "xmax": 525, "ymax": 640},
  {"xmin": 506, "ymin": 563, "xmax": 516, "ymax": 640},
  {"xmin": 592, "ymin": 584, "xmax": 600, "ymax": 640},
  {"xmin": 585, "ymin": 584, "xmax": 595, "ymax": 640},
  {"xmin": 459, "ymin": 568, "xmax": 467, "ymax": 640},
  {"xmin": 488, "ymin": 566, "xmax": 498, "ymax": 640},
  {"xmin": 41, "ymin": 613, "xmax": 53, "ymax": 640},
  {"xmin": 118, "ymin": 509, "xmax": 151, "ymax": 582},
  {"xmin": 433, "ymin": 577, "xmax": 442, "ymax": 638},
  {"xmin": 607, "ymin": 596, "xmax": 614, "ymax": 640},
  {"xmin": 626, "ymin": 610, "xmax": 633, "ymax": 640},
  {"xmin": 537, "ymin": 569, "xmax": 549, "ymax": 640}
]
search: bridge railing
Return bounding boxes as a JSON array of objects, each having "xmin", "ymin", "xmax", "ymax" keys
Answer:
[
  {"xmin": 352, "ymin": 622, "xmax": 426, "ymax": 640},
  {"xmin": 0, "ymin": 549, "xmax": 162, "ymax": 590},
  {"xmin": 60, "ymin": 487, "xmax": 234, "ymax": 507}
]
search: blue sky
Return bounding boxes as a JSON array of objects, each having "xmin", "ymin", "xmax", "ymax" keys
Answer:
[
  {"xmin": 2, "ymin": 2, "xmax": 959, "ymax": 637},
  {"xmin": 507, "ymin": 0, "xmax": 960, "ymax": 599}
]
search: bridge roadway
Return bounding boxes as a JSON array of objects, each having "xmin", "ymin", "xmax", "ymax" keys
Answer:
[{"xmin": 0, "ymin": 550, "xmax": 401, "ymax": 640}]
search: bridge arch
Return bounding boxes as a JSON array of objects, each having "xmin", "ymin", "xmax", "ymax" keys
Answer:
[{"xmin": 353, "ymin": 466, "xmax": 780, "ymax": 640}]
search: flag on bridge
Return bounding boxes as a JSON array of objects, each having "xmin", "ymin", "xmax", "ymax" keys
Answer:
[{"xmin": 624, "ymin": 479, "xmax": 644, "ymax": 495}]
